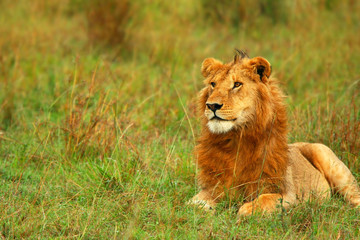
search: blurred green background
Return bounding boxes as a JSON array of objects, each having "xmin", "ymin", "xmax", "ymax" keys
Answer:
[{"xmin": 0, "ymin": 0, "xmax": 359, "ymax": 238}]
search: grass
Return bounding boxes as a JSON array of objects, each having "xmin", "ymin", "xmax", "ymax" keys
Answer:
[{"xmin": 0, "ymin": 0, "xmax": 359, "ymax": 238}]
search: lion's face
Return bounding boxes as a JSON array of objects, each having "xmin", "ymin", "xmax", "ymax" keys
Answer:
[{"xmin": 200, "ymin": 56, "xmax": 272, "ymax": 134}]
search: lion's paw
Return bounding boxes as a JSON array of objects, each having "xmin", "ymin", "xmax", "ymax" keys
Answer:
[
  {"xmin": 187, "ymin": 199, "xmax": 215, "ymax": 211},
  {"xmin": 238, "ymin": 202, "xmax": 256, "ymax": 216},
  {"xmin": 351, "ymin": 198, "xmax": 360, "ymax": 208}
]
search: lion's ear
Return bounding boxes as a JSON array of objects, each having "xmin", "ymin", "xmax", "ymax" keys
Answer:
[
  {"xmin": 249, "ymin": 57, "xmax": 272, "ymax": 82},
  {"xmin": 201, "ymin": 58, "xmax": 223, "ymax": 78}
]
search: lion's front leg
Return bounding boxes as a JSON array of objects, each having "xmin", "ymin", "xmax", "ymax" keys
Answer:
[
  {"xmin": 238, "ymin": 193, "xmax": 287, "ymax": 216},
  {"xmin": 188, "ymin": 190, "xmax": 223, "ymax": 210}
]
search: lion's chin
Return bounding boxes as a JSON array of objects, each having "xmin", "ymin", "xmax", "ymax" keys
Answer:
[{"xmin": 207, "ymin": 120, "xmax": 235, "ymax": 134}]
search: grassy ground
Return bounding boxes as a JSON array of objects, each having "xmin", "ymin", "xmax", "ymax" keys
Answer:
[{"xmin": 0, "ymin": 0, "xmax": 359, "ymax": 238}]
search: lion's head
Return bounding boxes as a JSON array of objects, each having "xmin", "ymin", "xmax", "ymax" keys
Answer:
[{"xmin": 199, "ymin": 52, "xmax": 274, "ymax": 134}]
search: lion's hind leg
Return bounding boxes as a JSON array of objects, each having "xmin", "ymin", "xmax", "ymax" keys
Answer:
[{"xmin": 295, "ymin": 142, "xmax": 360, "ymax": 207}]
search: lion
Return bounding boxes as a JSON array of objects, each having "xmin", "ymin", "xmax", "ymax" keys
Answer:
[{"xmin": 189, "ymin": 50, "xmax": 360, "ymax": 216}]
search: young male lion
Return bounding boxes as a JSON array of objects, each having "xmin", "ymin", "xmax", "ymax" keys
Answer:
[{"xmin": 190, "ymin": 50, "xmax": 360, "ymax": 215}]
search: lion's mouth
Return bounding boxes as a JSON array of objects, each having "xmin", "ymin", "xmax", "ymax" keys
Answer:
[{"xmin": 210, "ymin": 115, "xmax": 237, "ymax": 121}]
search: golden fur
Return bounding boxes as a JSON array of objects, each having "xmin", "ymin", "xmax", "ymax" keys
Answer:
[{"xmin": 189, "ymin": 52, "xmax": 360, "ymax": 215}]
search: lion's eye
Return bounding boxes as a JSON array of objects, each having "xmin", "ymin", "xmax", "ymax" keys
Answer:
[
  {"xmin": 210, "ymin": 82, "xmax": 216, "ymax": 87},
  {"xmin": 233, "ymin": 82, "xmax": 243, "ymax": 88}
]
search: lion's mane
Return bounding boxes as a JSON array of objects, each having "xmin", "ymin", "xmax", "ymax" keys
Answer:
[{"xmin": 196, "ymin": 61, "xmax": 288, "ymax": 201}]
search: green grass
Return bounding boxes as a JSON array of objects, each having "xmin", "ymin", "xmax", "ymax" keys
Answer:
[{"xmin": 0, "ymin": 0, "xmax": 359, "ymax": 238}]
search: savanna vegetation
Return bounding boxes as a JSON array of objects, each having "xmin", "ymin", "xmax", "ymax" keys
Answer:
[{"xmin": 0, "ymin": 0, "xmax": 359, "ymax": 238}]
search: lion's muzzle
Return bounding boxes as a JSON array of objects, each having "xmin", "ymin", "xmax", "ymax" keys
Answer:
[{"xmin": 206, "ymin": 103, "xmax": 223, "ymax": 112}]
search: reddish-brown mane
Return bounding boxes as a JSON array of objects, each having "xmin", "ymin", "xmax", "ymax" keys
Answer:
[{"xmin": 196, "ymin": 64, "xmax": 288, "ymax": 201}]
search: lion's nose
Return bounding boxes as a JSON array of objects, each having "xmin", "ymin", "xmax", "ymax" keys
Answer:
[{"xmin": 206, "ymin": 103, "xmax": 223, "ymax": 112}]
